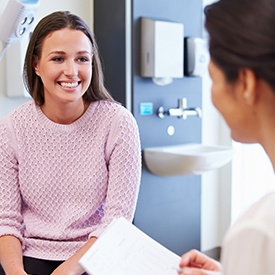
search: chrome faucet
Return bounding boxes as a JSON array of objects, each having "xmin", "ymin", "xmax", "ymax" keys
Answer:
[{"xmin": 158, "ymin": 98, "xmax": 202, "ymax": 120}]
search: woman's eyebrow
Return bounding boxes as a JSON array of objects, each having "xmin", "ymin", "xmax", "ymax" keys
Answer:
[
  {"xmin": 48, "ymin": 50, "xmax": 65, "ymax": 56},
  {"xmin": 48, "ymin": 50, "xmax": 92, "ymax": 56}
]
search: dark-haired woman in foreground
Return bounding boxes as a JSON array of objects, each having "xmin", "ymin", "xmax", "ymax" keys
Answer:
[{"xmin": 179, "ymin": 0, "xmax": 275, "ymax": 274}]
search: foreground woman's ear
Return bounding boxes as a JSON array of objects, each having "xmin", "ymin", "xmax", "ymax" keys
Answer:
[{"xmin": 239, "ymin": 68, "xmax": 257, "ymax": 106}]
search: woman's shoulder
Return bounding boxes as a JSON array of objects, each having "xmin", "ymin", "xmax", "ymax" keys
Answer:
[
  {"xmin": 97, "ymin": 100, "xmax": 128, "ymax": 111},
  {"xmin": 95, "ymin": 100, "xmax": 135, "ymax": 120},
  {"xmin": 222, "ymin": 192, "xmax": 275, "ymax": 274},
  {"xmin": 224, "ymin": 192, "xmax": 275, "ymax": 244},
  {"xmin": 1, "ymin": 100, "xmax": 35, "ymax": 121},
  {"xmin": 0, "ymin": 100, "xmax": 35, "ymax": 126},
  {"xmin": 239, "ymin": 191, "xmax": 275, "ymax": 224}
]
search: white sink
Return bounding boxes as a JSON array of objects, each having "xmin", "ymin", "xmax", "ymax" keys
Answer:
[{"xmin": 143, "ymin": 143, "xmax": 234, "ymax": 176}]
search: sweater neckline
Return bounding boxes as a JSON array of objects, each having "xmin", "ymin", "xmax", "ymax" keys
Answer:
[{"xmin": 34, "ymin": 101, "xmax": 99, "ymax": 133}]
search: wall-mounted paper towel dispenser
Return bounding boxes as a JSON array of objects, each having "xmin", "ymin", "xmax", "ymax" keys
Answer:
[{"xmin": 140, "ymin": 17, "xmax": 184, "ymax": 85}]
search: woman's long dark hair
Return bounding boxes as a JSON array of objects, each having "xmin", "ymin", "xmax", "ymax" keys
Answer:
[
  {"xmin": 23, "ymin": 11, "xmax": 113, "ymax": 106},
  {"xmin": 205, "ymin": 0, "xmax": 275, "ymax": 91}
]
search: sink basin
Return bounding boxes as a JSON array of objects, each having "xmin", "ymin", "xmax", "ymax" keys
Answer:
[{"xmin": 143, "ymin": 143, "xmax": 234, "ymax": 176}]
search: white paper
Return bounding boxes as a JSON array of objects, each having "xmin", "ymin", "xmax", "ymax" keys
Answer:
[{"xmin": 79, "ymin": 217, "xmax": 181, "ymax": 275}]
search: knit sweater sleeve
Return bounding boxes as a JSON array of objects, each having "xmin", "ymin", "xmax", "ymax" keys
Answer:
[
  {"xmin": 0, "ymin": 118, "xmax": 23, "ymax": 242},
  {"xmin": 90, "ymin": 106, "xmax": 142, "ymax": 237}
]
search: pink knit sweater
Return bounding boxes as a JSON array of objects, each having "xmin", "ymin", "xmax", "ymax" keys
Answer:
[{"xmin": 0, "ymin": 100, "xmax": 141, "ymax": 261}]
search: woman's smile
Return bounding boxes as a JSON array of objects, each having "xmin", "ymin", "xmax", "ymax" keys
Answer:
[{"xmin": 58, "ymin": 81, "xmax": 80, "ymax": 89}]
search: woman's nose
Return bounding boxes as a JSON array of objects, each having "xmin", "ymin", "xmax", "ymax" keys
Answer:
[{"xmin": 64, "ymin": 60, "xmax": 78, "ymax": 76}]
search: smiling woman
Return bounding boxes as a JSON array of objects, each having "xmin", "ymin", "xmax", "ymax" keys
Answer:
[
  {"xmin": 33, "ymin": 28, "xmax": 93, "ymax": 124},
  {"xmin": 0, "ymin": 11, "xmax": 141, "ymax": 275}
]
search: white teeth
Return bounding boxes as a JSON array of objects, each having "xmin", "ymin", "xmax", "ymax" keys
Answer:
[{"xmin": 60, "ymin": 82, "xmax": 78, "ymax": 88}]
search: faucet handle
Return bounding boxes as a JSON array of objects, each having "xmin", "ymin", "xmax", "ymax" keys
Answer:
[
  {"xmin": 157, "ymin": 106, "xmax": 167, "ymax": 119},
  {"xmin": 157, "ymin": 98, "xmax": 202, "ymax": 120},
  {"xmin": 178, "ymin": 98, "xmax": 187, "ymax": 109}
]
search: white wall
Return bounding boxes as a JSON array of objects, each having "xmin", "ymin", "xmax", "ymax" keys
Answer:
[
  {"xmin": 0, "ymin": 0, "xmax": 92, "ymax": 118},
  {"xmin": 201, "ymin": 0, "xmax": 232, "ymax": 252},
  {"xmin": 201, "ymin": 67, "xmax": 232, "ymax": 251}
]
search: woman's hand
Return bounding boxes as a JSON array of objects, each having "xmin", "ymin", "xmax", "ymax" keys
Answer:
[{"xmin": 178, "ymin": 249, "xmax": 223, "ymax": 275}]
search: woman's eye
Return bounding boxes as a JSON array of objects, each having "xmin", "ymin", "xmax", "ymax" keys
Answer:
[
  {"xmin": 78, "ymin": 56, "xmax": 90, "ymax": 62},
  {"xmin": 52, "ymin": 57, "xmax": 64, "ymax": 62}
]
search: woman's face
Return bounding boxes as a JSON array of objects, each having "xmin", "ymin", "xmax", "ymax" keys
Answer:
[
  {"xmin": 208, "ymin": 59, "xmax": 255, "ymax": 143},
  {"xmin": 34, "ymin": 28, "xmax": 93, "ymax": 107}
]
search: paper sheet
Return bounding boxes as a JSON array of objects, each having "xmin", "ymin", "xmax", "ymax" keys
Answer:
[{"xmin": 79, "ymin": 217, "xmax": 181, "ymax": 275}]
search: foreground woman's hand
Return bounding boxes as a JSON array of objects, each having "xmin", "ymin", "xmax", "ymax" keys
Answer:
[{"xmin": 178, "ymin": 249, "xmax": 223, "ymax": 275}]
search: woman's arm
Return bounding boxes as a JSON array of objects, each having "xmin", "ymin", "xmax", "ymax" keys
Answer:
[
  {"xmin": 0, "ymin": 235, "xmax": 27, "ymax": 275},
  {"xmin": 89, "ymin": 106, "xmax": 142, "ymax": 237},
  {"xmin": 0, "ymin": 121, "xmax": 26, "ymax": 274},
  {"xmin": 53, "ymin": 107, "xmax": 141, "ymax": 275},
  {"xmin": 51, "ymin": 237, "xmax": 97, "ymax": 275}
]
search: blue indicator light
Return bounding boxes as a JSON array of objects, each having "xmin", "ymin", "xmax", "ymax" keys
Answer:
[
  {"xmin": 20, "ymin": 0, "xmax": 39, "ymax": 4},
  {"xmin": 140, "ymin": 102, "xmax": 153, "ymax": 115}
]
